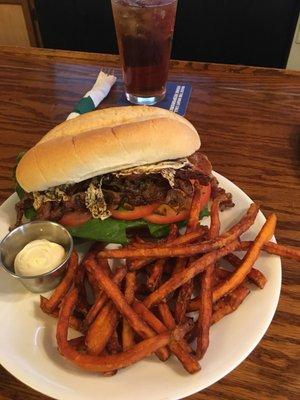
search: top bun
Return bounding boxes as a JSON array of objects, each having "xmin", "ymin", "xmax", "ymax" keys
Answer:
[{"xmin": 16, "ymin": 106, "xmax": 200, "ymax": 192}]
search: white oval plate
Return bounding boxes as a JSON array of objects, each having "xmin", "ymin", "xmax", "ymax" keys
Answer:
[{"xmin": 0, "ymin": 172, "xmax": 281, "ymax": 400}]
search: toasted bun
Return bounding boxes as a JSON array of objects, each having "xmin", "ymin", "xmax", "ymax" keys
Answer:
[{"xmin": 16, "ymin": 106, "xmax": 200, "ymax": 192}]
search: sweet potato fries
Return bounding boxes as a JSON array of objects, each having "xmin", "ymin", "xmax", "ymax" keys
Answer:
[{"xmin": 39, "ymin": 180, "xmax": 300, "ymax": 376}]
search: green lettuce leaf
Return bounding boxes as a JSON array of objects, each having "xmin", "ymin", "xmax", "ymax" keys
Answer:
[
  {"xmin": 68, "ymin": 218, "xmax": 146, "ymax": 244},
  {"xmin": 200, "ymin": 206, "xmax": 210, "ymax": 219},
  {"xmin": 24, "ymin": 207, "xmax": 37, "ymax": 220},
  {"xmin": 68, "ymin": 206, "xmax": 211, "ymax": 244},
  {"xmin": 14, "ymin": 152, "xmax": 26, "ymax": 200},
  {"xmin": 16, "ymin": 183, "xmax": 25, "ymax": 200},
  {"xmin": 14, "ymin": 152, "xmax": 37, "ymax": 221},
  {"xmin": 177, "ymin": 206, "xmax": 210, "ymax": 230},
  {"xmin": 68, "ymin": 217, "xmax": 172, "ymax": 244},
  {"xmin": 147, "ymin": 222, "xmax": 169, "ymax": 238}
]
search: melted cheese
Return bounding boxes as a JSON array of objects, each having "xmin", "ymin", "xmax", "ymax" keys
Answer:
[
  {"xmin": 113, "ymin": 158, "xmax": 191, "ymax": 177},
  {"xmin": 33, "ymin": 186, "xmax": 70, "ymax": 210},
  {"xmin": 85, "ymin": 178, "xmax": 111, "ymax": 220}
]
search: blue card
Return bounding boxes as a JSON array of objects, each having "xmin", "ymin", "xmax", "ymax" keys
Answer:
[{"xmin": 116, "ymin": 82, "xmax": 192, "ymax": 116}]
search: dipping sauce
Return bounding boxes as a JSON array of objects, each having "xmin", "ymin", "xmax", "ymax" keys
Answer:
[{"xmin": 14, "ymin": 239, "xmax": 65, "ymax": 276}]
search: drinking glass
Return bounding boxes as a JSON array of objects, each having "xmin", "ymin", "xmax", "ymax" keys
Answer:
[{"xmin": 111, "ymin": 0, "xmax": 178, "ymax": 105}]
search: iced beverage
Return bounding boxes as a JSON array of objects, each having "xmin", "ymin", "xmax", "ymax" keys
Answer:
[{"xmin": 111, "ymin": 0, "xmax": 178, "ymax": 105}]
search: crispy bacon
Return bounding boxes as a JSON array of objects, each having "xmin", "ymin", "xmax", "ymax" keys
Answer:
[
  {"xmin": 175, "ymin": 169, "xmax": 210, "ymax": 185},
  {"xmin": 188, "ymin": 151, "xmax": 212, "ymax": 176}
]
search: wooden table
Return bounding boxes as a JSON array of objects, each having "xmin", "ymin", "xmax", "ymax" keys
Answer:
[{"xmin": 0, "ymin": 46, "xmax": 299, "ymax": 400}]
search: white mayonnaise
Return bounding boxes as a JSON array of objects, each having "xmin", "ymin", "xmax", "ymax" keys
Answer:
[{"xmin": 14, "ymin": 239, "xmax": 65, "ymax": 276}]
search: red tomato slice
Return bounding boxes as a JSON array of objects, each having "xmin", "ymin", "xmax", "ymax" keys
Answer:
[
  {"xmin": 110, "ymin": 203, "xmax": 159, "ymax": 221},
  {"xmin": 145, "ymin": 183, "xmax": 211, "ymax": 225},
  {"xmin": 144, "ymin": 209, "xmax": 189, "ymax": 224},
  {"xmin": 59, "ymin": 211, "xmax": 92, "ymax": 227}
]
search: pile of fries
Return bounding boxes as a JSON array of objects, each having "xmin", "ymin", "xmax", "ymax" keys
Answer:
[{"xmin": 40, "ymin": 182, "xmax": 300, "ymax": 375}]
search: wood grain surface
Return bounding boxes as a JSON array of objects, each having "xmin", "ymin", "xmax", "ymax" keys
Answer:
[{"xmin": 0, "ymin": 46, "xmax": 299, "ymax": 400}]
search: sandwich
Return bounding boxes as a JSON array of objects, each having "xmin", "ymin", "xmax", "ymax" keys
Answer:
[{"xmin": 14, "ymin": 106, "xmax": 229, "ymax": 244}]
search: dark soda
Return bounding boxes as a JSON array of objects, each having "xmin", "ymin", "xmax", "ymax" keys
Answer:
[{"xmin": 111, "ymin": 0, "xmax": 178, "ymax": 104}]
